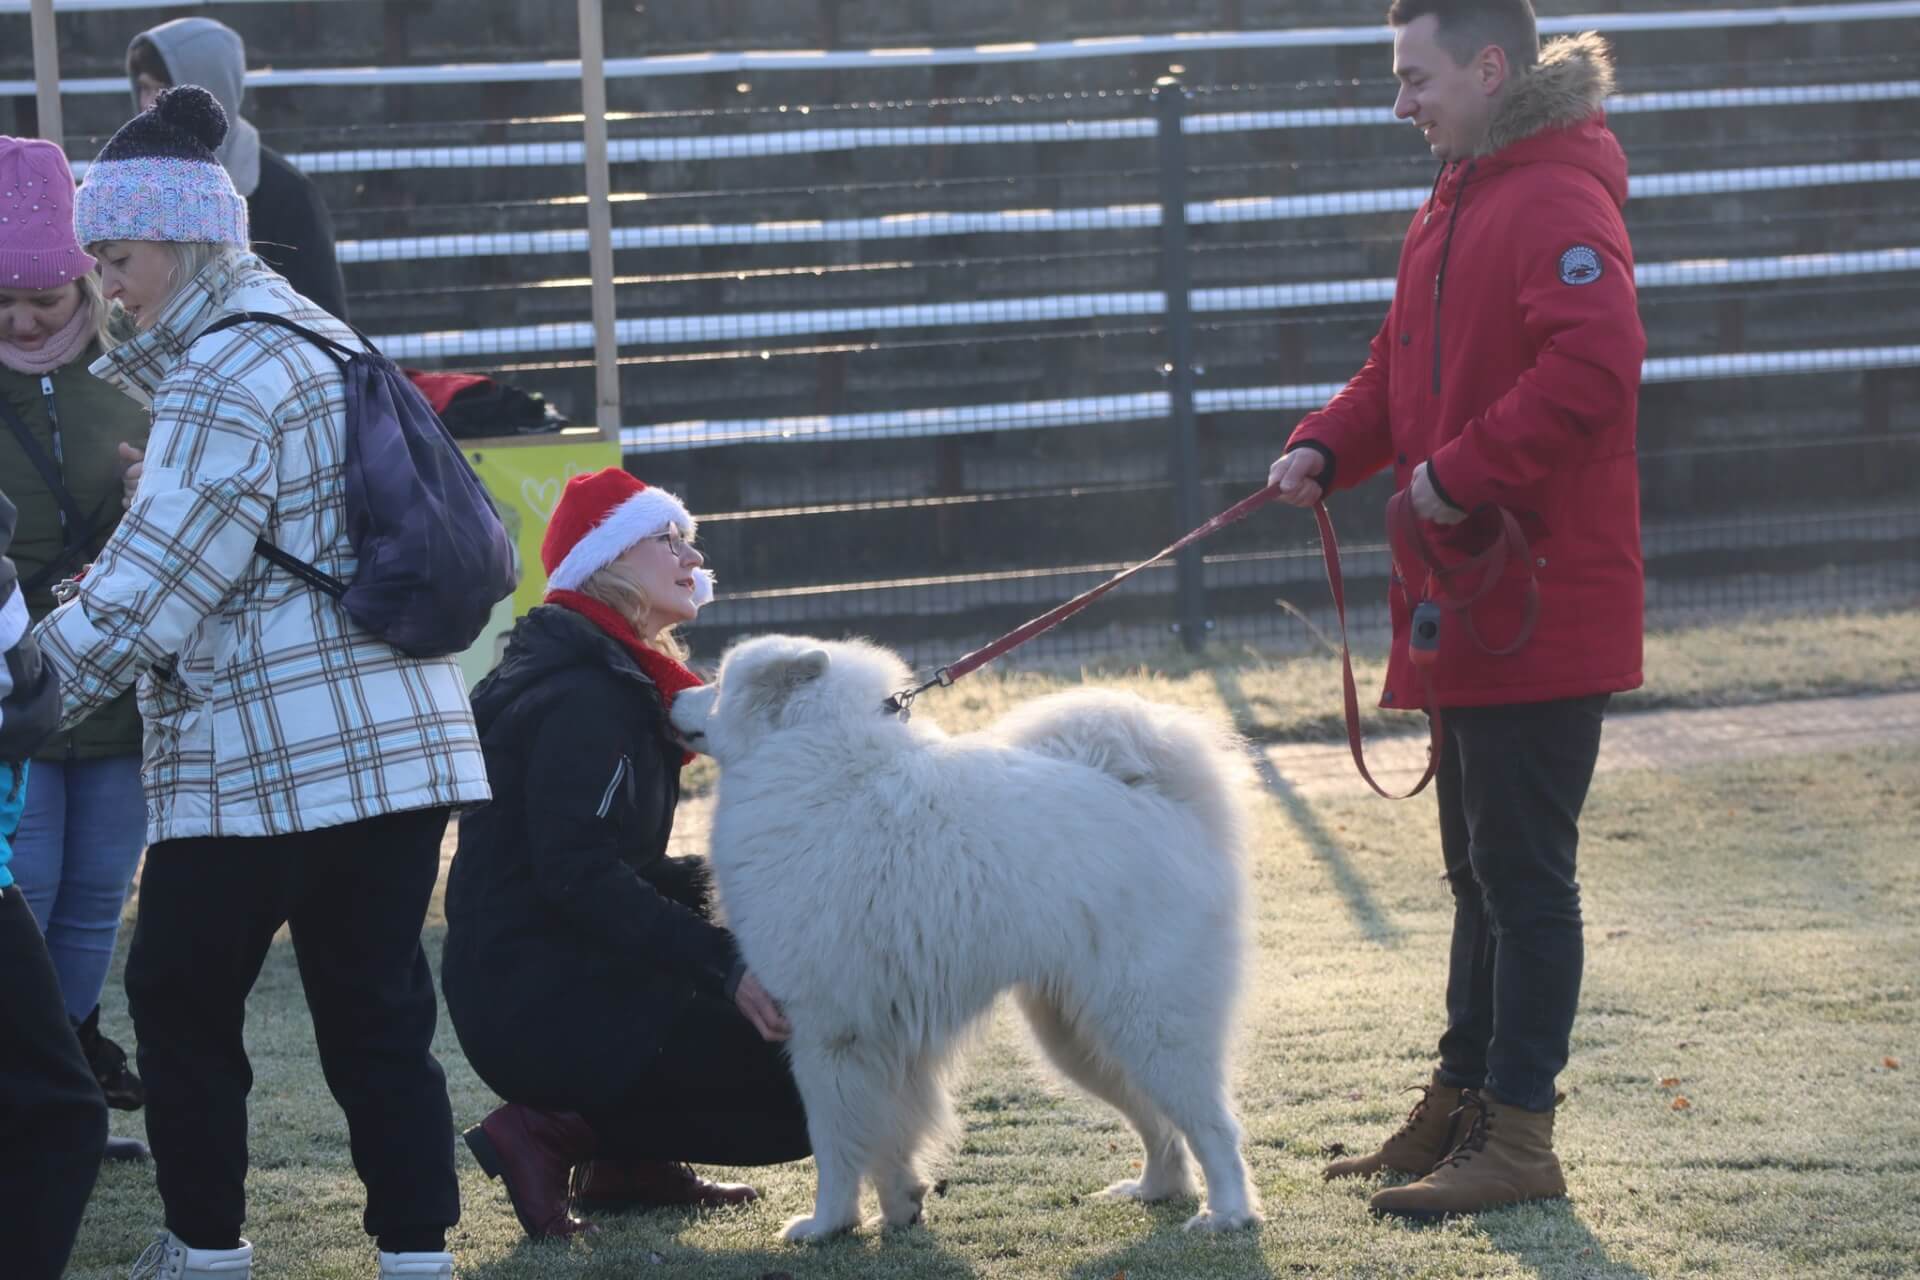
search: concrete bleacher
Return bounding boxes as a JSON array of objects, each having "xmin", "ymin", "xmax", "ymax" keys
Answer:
[{"xmin": 5, "ymin": 0, "xmax": 1917, "ymax": 662}]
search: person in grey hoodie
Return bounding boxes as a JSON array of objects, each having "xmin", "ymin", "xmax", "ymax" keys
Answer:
[{"xmin": 126, "ymin": 16, "xmax": 350, "ymax": 320}]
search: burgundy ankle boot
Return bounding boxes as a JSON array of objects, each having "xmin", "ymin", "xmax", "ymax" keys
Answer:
[
  {"xmin": 570, "ymin": 1159, "xmax": 758, "ymax": 1213},
  {"xmin": 464, "ymin": 1105, "xmax": 599, "ymax": 1238}
]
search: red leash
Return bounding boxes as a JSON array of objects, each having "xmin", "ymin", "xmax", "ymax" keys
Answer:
[
  {"xmin": 1319, "ymin": 492, "xmax": 1445, "ymax": 800},
  {"xmin": 884, "ymin": 482, "xmax": 1535, "ymax": 804},
  {"xmin": 883, "ymin": 482, "xmax": 1285, "ymax": 715}
]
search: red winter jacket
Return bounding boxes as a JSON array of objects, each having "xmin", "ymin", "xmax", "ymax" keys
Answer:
[{"xmin": 1288, "ymin": 33, "xmax": 1646, "ymax": 712}]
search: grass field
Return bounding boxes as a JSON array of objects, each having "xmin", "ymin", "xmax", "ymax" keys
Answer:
[{"xmin": 62, "ymin": 610, "xmax": 1920, "ymax": 1279}]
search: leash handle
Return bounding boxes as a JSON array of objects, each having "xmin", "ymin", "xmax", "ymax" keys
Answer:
[
  {"xmin": 1315, "ymin": 501, "xmax": 1443, "ymax": 800},
  {"xmin": 1385, "ymin": 489, "xmax": 1539, "ymax": 657}
]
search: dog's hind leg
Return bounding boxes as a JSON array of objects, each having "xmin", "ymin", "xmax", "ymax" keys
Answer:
[
  {"xmin": 872, "ymin": 1051, "xmax": 956, "ymax": 1229},
  {"xmin": 1015, "ymin": 986, "xmax": 1199, "ymax": 1203},
  {"xmin": 1119, "ymin": 1036, "xmax": 1262, "ymax": 1233},
  {"xmin": 779, "ymin": 1038, "xmax": 871, "ymax": 1243}
]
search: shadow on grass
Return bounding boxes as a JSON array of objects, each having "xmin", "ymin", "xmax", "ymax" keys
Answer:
[
  {"xmin": 1067, "ymin": 1198, "xmax": 1274, "ymax": 1280},
  {"xmin": 1365, "ymin": 1197, "xmax": 1651, "ymax": 1280},
  {"xmin": 1210, "ymin": 667, "xmax": 1404, "ymax": 948},
  {"xmin": 460, "ymin": 1209, "xmax": 985, "ymax": 1279},
  {"xmin": 1475, "ymin": 1199, "xmax": 1653, "ymax": 1280}
]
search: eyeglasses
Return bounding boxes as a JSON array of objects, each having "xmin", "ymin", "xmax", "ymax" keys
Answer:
[{"xmin": 641, "ymin": 529, "xmax": 696, "ymax": 558}]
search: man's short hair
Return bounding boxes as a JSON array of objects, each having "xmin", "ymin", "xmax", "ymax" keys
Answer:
[
  {"xmin": 1387, "ymin": 0, "xmax": 1541, "ymax": 70},
  {"xmin": 126, "ymin": 37, "xmax": 172, "ymax": 85}
]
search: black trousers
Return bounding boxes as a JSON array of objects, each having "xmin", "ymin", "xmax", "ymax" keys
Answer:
[
  {"xmin": 124, "ymin": 807, "xmax": 458, "ymax": 1253},
  {"xmin": 580, "ymin": 992, "xmax": 811, "ymax": 1166},
  {"xmin": 0, "ymin": 884, "xmax": 108, "ymax": 1280},
  {"xmin": 1434, "ymin": 695, "xmax": 1608, "ymax": 1113}
]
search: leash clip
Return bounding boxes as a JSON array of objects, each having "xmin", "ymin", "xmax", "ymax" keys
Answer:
[{"xmin": 882, "ymin": 668, "xmax": 954, "ymax": 721}]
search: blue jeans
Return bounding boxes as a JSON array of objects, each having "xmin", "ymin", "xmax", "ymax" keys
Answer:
[{"xmin": 12, "ymin": 755, "xmax": 148, "ymax": 1021}]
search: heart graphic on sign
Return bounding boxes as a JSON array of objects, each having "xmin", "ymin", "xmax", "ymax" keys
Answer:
[
  {"xmin": 519, "ymin": 462, "xmax": 593, "ymax": 522},
  {"xmin": 521, "ymin": 476, "xmax": 562, "ymax": 520}
]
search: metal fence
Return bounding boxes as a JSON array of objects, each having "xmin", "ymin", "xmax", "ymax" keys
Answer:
[{"xmin": 12, "ymin": 1, "xmax": 1920, "ymax": 669}]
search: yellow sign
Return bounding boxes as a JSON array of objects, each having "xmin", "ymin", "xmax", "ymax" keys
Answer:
[
  {"xmin": 467, "ymin": 433, "xmax": 622, "ymax": 616},
  {"xmin": 455, "ymin": 432, "xmax": 621, "ymax": 689}
]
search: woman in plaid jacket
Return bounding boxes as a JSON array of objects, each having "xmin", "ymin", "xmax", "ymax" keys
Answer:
[{"xmin": 34, "ymin": 89, "xmax": 486, "ymax": 1280}]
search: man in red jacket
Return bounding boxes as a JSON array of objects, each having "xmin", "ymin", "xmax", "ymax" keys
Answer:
[{"xmin": 1268, "ymin": 0, "xmax": 1645, "ymax": 1218}]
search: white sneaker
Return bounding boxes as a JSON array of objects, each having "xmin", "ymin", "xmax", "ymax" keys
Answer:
[
  {"xmin": 128, "ymin": 1232, "xmax": 252, "ymax": 1280},
  {"xmin": 378, "ymin": 1251, "xmax": 454, "ymax": 1279}
]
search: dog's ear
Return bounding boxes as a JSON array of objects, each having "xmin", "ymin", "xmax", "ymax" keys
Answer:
[
  {"xmin": 744, "ymin": 646, "xmax": 832, "ymax": 718},
  {"xmin": 789, "ymin": 648, "xmax": 830, "ymax": 684}
]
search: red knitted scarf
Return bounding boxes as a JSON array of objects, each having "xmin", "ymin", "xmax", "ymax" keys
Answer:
[{"xmin": 544, "ymin": 589, "xmax": 704, "ymax": 765}]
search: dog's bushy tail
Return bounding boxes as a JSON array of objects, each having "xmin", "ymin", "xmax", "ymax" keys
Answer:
[{"xmin": 990, "ymin": 689, "xmax": 1252, "ymax": 862}]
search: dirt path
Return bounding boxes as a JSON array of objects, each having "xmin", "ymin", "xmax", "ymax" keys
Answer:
[{"xmin": 1254, "ymin": 689, "xmax": 1920, "ymax": 798}]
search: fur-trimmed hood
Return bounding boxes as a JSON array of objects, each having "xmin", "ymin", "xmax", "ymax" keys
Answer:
[{"xmin": 1480, "ymin": 31, "xmax": 1616, "ymax": 156}]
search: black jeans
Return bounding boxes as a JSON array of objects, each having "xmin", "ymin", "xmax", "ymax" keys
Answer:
[
  {"xmin": 124, "ymin": 807, "xmax": 458, "ymax": 1254},
  {"xmin": 1434, "ymin": 695, "xmax": 1608, "ymax": 1113},
  {"xmin": 0, "ymin": 884, "xmax": 108, "ymax": 1280},
  {"xmin": 580, "ymin": 992, "xmax": 811, "ymax": 1166}
]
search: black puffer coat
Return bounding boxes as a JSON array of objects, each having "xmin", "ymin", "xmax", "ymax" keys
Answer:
[{"xmin": 442, "ymin": 605, "xmax": 738, "ymax": 1109}]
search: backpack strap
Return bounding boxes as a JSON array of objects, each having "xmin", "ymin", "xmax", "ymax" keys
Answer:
[
  {"xmin": 196, "ymin": 311, "xmax": 363, "ymax": 600},
  {"xmin": 201, "ymin": 309, "xmax": 373, "ymax": 362}
]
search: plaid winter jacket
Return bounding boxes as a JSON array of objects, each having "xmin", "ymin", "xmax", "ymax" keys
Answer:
[{"xmin": 33, "ymin": 254, "xmax": 490, "ymax": 842}]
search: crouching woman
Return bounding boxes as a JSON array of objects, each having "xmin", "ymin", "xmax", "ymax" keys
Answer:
[{"xmin": 443, "ymin": 468, "xmax": 809, "ymax": 1239}]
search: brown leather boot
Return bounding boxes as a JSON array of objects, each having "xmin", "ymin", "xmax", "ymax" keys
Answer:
[
  {"xmin": 1368, "ymin": 1088, "xmax": 1566, "ymax": 1220},
  {"xmin": 569, "ymin": 1159, "xmax": 759, "ymax": 1213},
  {"xmin": 464, "ymin": 1105, "xmax": 599, "ymax": 1238},
  {"xmin": 1323, "ymin": 1071, "xmax": 1466, "ymax": 1180}
]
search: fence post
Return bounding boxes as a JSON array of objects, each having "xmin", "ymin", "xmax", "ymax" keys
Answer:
[
  {"xmin": 1153, "ymin": 77, "xmax": 1208, "ymax": 653},
  {"xmin": 577, "ymin": 0, "xmax": 623, "ymax": 443},
  {"xmin": 29, "ymin": 0, "xmax": 62, "ymax": 146}
]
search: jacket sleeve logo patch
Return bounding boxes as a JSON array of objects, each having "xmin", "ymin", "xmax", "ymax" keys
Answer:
[{"xmin": 1558, "ymin": 244, "xmax": 1604, "ymax": 286}]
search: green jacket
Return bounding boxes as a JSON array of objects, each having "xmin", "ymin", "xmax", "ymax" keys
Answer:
[{"xmin": 0, "ymin": 336, "xmax": 150, "ymax": 762}]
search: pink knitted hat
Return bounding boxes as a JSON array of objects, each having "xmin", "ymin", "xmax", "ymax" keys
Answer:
[{"xmin": 0, "ymin": 136, "xmax": 96, "ymax": 290}]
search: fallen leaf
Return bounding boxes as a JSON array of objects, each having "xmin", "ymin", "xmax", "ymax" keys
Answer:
[
  {"xmin": 1660, "ymin": 1076, "xmax": 1682, "ymax": 1088},
  {"xmin": 1671, "ymin": 1096, "xmax": 1692, "ymax": 1111},
  {"xmin": 1131, "ymin": 1160, "xmax": 1143, "ymax": 1170},
  {"xmin": 1108, "ymin": 1141, "xmax": 1119, "ymax": 1152},
  {"xmin": 1112, "ymin": 1270, "xmax": 1128, "ymax": 1280},
  {"xmin": 1886, "ymin": 1057, "xmax": 1902, "ymax": 1070}
]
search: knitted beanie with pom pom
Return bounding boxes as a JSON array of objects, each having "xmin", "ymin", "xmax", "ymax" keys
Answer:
[{"xmin": 73, "ymin": 84, "xmax": 249, "ymax": 247}]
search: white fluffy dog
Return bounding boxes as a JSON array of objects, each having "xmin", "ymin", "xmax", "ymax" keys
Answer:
[{"xmin": 669, "ymin": 634, "xmax": 1261, "ymax": 1242}]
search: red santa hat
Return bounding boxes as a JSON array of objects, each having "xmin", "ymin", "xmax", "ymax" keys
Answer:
[{"xmin": 539, "ymin": 468, "xmax": 709, "ymax": 604}]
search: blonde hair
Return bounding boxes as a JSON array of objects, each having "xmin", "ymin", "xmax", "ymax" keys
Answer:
[
  {"xmin": 578, "ymin": 558, "xmax": 690, "ymax": 661},
  {"xmin": 166, "ymin": 242, "xmax": 248, "ymax": 301},
  {"xmin": 70, "ymin": 274, "xmax": 113, "ymax": 347},
  {"xmin": 82, "ymin": 241, "xmax": 249, "ymax": 338}
]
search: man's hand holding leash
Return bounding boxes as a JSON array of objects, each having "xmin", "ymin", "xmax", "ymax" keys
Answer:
[{"xmin": 1267, "ymin": 447, "xmax": 1326, "ymax": 507}]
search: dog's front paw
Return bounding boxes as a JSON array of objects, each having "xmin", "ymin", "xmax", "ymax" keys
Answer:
[
  {"xmin": 1096, "ymin": 1178, "xmax": 1154, "ymax": 1202},
  {"xmin": 1097, "ymin": 1176, "xmax": 1196, "ymax": 1204},
  {"xmin": 878, "ymin": 1181, "xmax": 930, "ymax": 1229},
  {"xmin": 1183, "ymin": 1206, "xmax": 1264, "ymax": 1233},
  {"xmin": 781, "ymin": 1213, "xmax": 856, "ymax": 1244}
]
